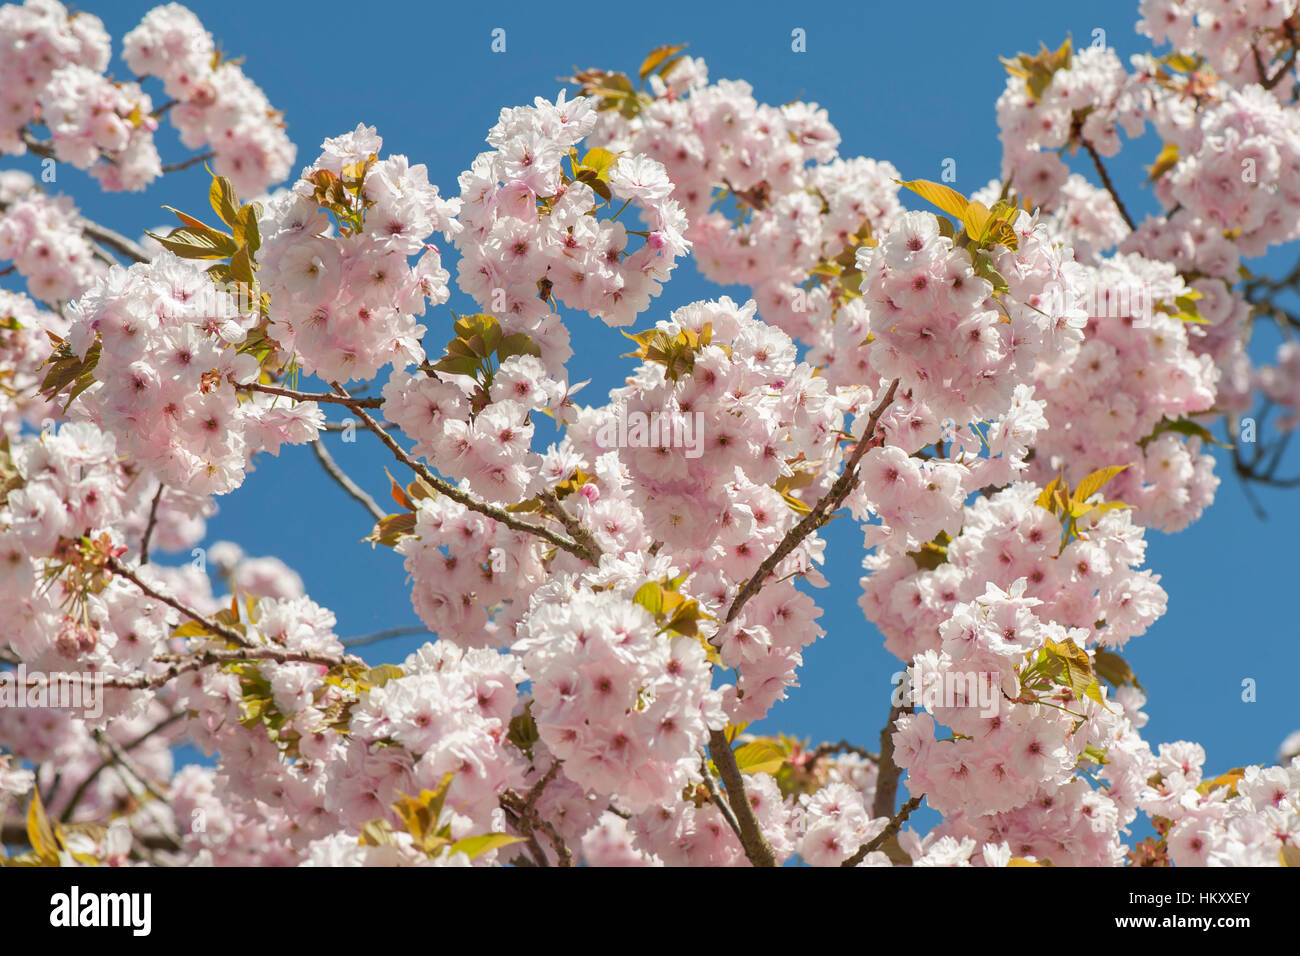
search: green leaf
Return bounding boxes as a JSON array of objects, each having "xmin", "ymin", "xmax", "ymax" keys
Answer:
[
  {"xmin": 162, "ymin": 205, "xmax": 217, "ymax": 231},
  {"xmin": 962, "ymin": 200, "xmax": 993, "ymax": 243},
  {"xmin": 1137, "ymin": 417, "xmax": 1231, "ymax": 450},
  {"xmin": 234, "ymin": 204, "xmax": 261, "ymax": 253},
  {"xmin": 895, "ymin": 179, "xmax": 969, "ymax": 220},
  {"xmin": 733, "ymin": 739, "xmax": 787, "ymax": 776},
  {"xmin": 209, "ymin": 175, "xmax": 241, "ymax": 229},
  {"xmin": 497, "ymin": 333, "xmax": 542, "ymax": 362},
  {"xmin": 1072, "ymin": 464, "xmax": 1128, "ymax": 505},
  {"xmin": 508, "ymin": 704, "xmax": 539, "ymax": 759},
  {"xmin": 580, "ymin": 147, "xmax": 618, "ymax": 179},
  {"xmin": 448, "ymin": 833, "xmax": 523, "ymax": 860},
  {"xmin": 1042, "ymin": 638, "xmax": 1110, "ymax": 712},
  {"xmin": 1147, "ymin": 141, "xmax": 1180, "ymax": 181},
  {"xmin": 1093, "ymin": 648, "xmax": 1144, "ymax": 692},
  {"xmin": 146, "ymin": 226, "xmax": 238, "ymax": 260},
  {"xmin": 633, "ymin": 581, "xmax": 664, "ymax": 617},
  {"xmin": 365, "ymin": 664, "xmax": 404, "ymax": 688}
]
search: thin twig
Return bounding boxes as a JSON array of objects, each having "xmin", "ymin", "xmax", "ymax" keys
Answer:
[
  {"xmin": 333, "ymin": 382, "xmax": 597, "ymax": 562},
  {"xmin": 94, "ymin": 733, "xmax": 183, "ymax": 852},
  {"xmin": 841, "ymin": 794, "xmax": 923, "ymax": 867},
  {"xmin": 139, "ymin": 483, "xmax": 165, "ymax": 565},
  {"xmin": 310, "ymin": 438, "xmax": 385, "ymax": 521},
  {"xmin": 727, "ymin": 379, "xmax": 899, "ymax": 625},
  {"xmin": 699, "ymin": 750, "xmax": 744, "ymax": 844},
  {"xmin": 499, "ymin": 761, "xmax": 573, "ymax": 867},
  {"xmin": 704, "ymin": 379, "xmax": 901, "ymax": 869},
  {"xmin": 811, "ymin": 739, "xmax": 880, "ymax": 765},
  {"xmin": 1083, "ymin": 140, "xmax": 1135, "ymax": 231},
  {"xmin": 245, "ymin": 382, "xmax": 383, "ymax": 408},
  {"xmin": 61, "ymin": 712, "xmax": 186, "ymax": 821},
  {"xmin": 161, "ymin": 151, "xmax": 214, "ymax": 174},
  {"xmin": 341, "ymin": 626, "xmax": 432, "ymax": 649}
]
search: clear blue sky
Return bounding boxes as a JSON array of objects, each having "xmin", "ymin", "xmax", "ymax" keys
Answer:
[{"xmin": 10, "ymin": 0, "xmax": 1297, "ymax": 785}]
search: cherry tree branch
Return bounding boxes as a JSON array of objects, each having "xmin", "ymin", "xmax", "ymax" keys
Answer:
[
  {"xmin": 0, "ymin": 819, "xmax": 178, "ymax": 853},
  {"xmin": 811, "ymin": 739, "xmax": 880, "ymax": 765},
  {"xmin": 1082, "ymin": 140, "xmax": 1136, "ymax": 231},
  {"xmin": 161, "ymin": 151, "xmax": 214, "ymax": 174},
  {"xmin": 331, "ymin": 382, "xmax": 598, "ymax": 563},
  {"xmin": 702, "ymin": 380, "xmax": 901, "ymax": 868},
  {"xmin": 539, "ymin": 489, "xmax": 604, "ymax": 562},
  {"xmin": 94, "ymin": 732, "xmax": 184, "ymax": 852},
  {"xmin": 60, "ymin": 711, "xmax": 186, "ymax": 821},
  {"xmin": 244, "ymin": 382, "xmax": 383, "ymax": 408},
  {"xmin": 139, "ymin": 483, "xmax": 164, "ymax": 565},
  {"xmin": 499, "ymin": 761, "xmax": 573, "ymax": 867},
  {"xmin": 310, "ymin": 438, "xmax": 385, "ymax": 521},
  {"xmin": 872, "ymin": 703, "xmax": 913, "ymax": 819},
  {"xmin": 706, "ymin": 728, "xmax": 777, "ymax": 866},
  {"xmin": 726, "ymin": 378, "xmax": 900, "ymax": 625},
  {"xmin": 841, "ymin": 793, "xmax": 923, "ymax": 867},
  {"xmin": 699, "ymin": 750, "xmax": 744, "ymax": 844},
  {"xmin": 341, "ymin": 626, "xmax": 433, "ymax": 649}
]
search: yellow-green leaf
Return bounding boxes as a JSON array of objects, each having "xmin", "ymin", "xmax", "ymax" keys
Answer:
[
  {"xmin": 733, "ymin": 739, "xmax": 787, "ymax": 776},
  {"xmin": 1072, "ymin": 464, "xmax": 1129, "ymax": 505},
  {"xmin": 638, "ymin": 44, "xmax": 687, "ymax": 81},
  {"xmin": 209, "ymin": 175, "xmax": 241, "ymax": 229},
  {"xmin": 26, "ymin": 791, "xmax": 59, "ymax": 864},
  {"xmin": 448, "ymin": 833, "xmax": 523, "ymax": 860},
  {"xmin": 895, "ymin": 179, "xmax": 969, "ymax": 220}
]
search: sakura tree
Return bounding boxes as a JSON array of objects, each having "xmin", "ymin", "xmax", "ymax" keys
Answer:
[{"xmin": 1, "ymin": 0, "xmax": 1298, "ymax": 868}]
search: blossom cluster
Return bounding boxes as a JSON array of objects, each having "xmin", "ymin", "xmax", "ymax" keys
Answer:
[
  {"xmin": 122, "ymin": 2, "xmax": 294, "ymax": 196},
  {"xmin": 0, "ymin": 169, "xmax": 106, "ymax": 305},
  {"xmin": 453, "ymin": 92, "xmax": 689, "ymax": 366},
  {"xmin": 259, "ymin": 124, "xmax": 459, "ymax": 385},
  {"xmin": 4, "ymin": 1, "xmax": 1300, "ymax": 871},
  {"xmin": 64, "ymin": 252, "xmax": 322, "ymax": 496}
]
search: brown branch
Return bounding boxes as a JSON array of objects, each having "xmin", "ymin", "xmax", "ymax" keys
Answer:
[
  {"xmin": 92, "ymin": 732, "xmax": 183, "ymax": 851},
  {"xmin": 1082, "ymin": 140, "xmax": 1135, "ymax": 231},
  {"xmin": 727, "ymin": 378, "xmax": 899, "ymax": 626},
  {"xmin": 18, "ymin": 128, "xmax": 55, "ymax": 160},
  {"xmin": 699, "ymin": 749, "xmax": 744, "ymax": 844},
  {"xmin": 539, "ymin": 489, "xmax": 604, "ymax": 562},
  {"xmin": 333, "ymin": 382, "xmax": 598, "ymax": 563},
  {"xmin": 96, "ymin": 647, "xmax": 352, "ymax": 692},
  {"xmin": 139, "ymin": 483, "xmax": 165, "ymax": 564},
  {"xmin": 341, "ymin": 626, "xmax": 433, "ymax": 649},
  {"xmin": 702, "ymin": 380, "xmax": 901, "ymax": 869},
  {"xmin": 841, "ymin": 794, "xmax": 923, "ymax": 867},
  {"xmin": 320, "ymin": 419, "xmax": 395, "ymax": 432},
  {"xmin": 811, "ymin": 739, "xmax": 879, "ymax": 765},
  {"xmin": 102, "ymin": 556, "xmax": 357, "ymax": 689},
  {"xmin": 499, "ymin": 761, "xmax": 573, "ymax": 867},
  {"xmin": 161, "ymin": 151, "xmax": 214, "ymax": 174},
  {"xmin": 871, "ymin": 703, "xmax": 913, "ymax": 818},
  {"xmin": 60, "ymin": 711, "xmax": 186, "ymax": 821},
  {"xmin": 310, "ymin": 438, "xmax": 385, "ymax": 522},
  {"xmin": 707, "ymin": 729, "xmax": 778, "ymax": 867},
  {"xmin": 244, "ymin": 382, "xmax": 383, "ymax": 408}
]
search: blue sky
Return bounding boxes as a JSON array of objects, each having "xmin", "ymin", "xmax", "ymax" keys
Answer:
[{"xmin": 7, "ymin": 0, "xmax": 1297, "ymax": 792}]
